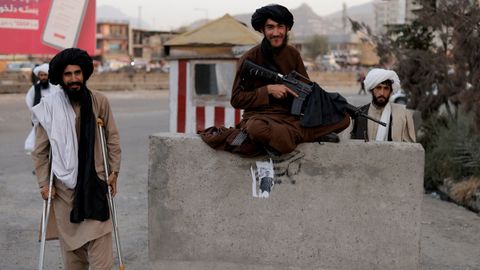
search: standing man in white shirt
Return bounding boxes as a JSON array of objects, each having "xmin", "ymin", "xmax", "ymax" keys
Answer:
[{"xmin": 24, "ymin": 63, "xmax": 60, "ymax": 154}]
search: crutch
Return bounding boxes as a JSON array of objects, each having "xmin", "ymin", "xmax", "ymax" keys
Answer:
[
  {"xmin": 97, "ymin": 118, "xmax": 125, "ymax": 270},
  {"xmin": 39, "ymin": 148, "xmax": 54, "ymax": 270}
]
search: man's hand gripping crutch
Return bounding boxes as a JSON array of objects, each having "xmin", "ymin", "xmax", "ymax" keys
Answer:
[{"xmin": 97, "ymin": 118, "xmax": 125, "ymax": 270}]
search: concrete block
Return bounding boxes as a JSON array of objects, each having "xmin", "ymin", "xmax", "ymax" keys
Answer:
[{"xmin": 148, "ymin": 133, "xmax": 424, "ymax": 270}]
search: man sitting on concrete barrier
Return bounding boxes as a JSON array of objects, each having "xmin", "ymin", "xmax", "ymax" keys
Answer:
[
  {"xmin": 350, "ymin": 68, "xmax": 416, "ymax": 142},
  {"xmin": 200, "ymin": 4, "xmax": 350, "ymax": 157}
]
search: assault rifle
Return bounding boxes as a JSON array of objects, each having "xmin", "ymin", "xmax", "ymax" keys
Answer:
[{"xmin": 241, "ymin": 60, "xmax": 386, "ymax": 127}]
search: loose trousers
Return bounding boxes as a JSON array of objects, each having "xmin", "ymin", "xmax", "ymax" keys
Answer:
[{"xmin": 60, "ymin": 232, "xmax": 113, "ymax": 270}]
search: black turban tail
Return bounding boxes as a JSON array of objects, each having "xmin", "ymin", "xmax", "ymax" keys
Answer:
[
  {"xmin": 49, "ymin": 48, "xmax": 94, "ymax": 86},
  {"xmin": 70, "ymin": 87, "xmax": 110, "ymax": 223},
  {"xmin": 251, "ymin": 4, "xmax": 294, "ymax": 32}
]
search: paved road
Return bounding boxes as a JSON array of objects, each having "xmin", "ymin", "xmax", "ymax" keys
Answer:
[{"xmin": 1, "ymin": 90, "xmax": 479, "ymax": 269}]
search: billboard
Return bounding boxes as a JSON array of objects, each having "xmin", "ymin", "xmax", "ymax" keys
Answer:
[{"xmin": 0, "ymin": 0, "xmax": 96, "ymax": 55}]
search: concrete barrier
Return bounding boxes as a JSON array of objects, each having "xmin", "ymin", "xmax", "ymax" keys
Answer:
[{"xmin": 148, "ymin": 133, "xmax": 425, "ymax": 270}]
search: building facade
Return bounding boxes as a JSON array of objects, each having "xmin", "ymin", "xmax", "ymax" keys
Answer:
[
  {"xmin": 374, "ymin": 0, "xmax": 422, "ymax": 34},
  {"xmin": 130, "ymin": 29, "xmax": 177, "ymax": 62},
  {"xmin": 96, "ymin": 20, "xmax": 130, "ymax": 61}
]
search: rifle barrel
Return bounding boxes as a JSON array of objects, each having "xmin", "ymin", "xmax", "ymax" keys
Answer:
[
  {"xmin": 362, "ymin": 113, "xmax": 387, "ymax": 126},
  {"xmin": 345, "ymin": 104, "xmax": 386, "ymax": 126}
]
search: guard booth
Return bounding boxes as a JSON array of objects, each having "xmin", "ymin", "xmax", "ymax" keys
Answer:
[{"xmin": 164, "ymin": 14, "xmax": 261, "ymax": 134}]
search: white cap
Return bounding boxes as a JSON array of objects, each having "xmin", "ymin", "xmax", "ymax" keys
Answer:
[
  {"xmin": 33, "ymin": 63, "xmax": 49, "ymax": 76},
  {"xmin": 364, "ymin": 68, "xmax": 400, "ymax": 94}
]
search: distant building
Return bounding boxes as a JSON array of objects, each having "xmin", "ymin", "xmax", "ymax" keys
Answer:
[
  {"xmin": 96, "ymin": 20, "xmax": 130, "ymax": 62},
  {"xmin": 374, "ymin": 0, "xmax": 422, "ymax": 34},
  {"xmin": 129, "ymin": 28, "xmax": 178, "ymax": 62},
  {"xmin": 328, "ymin": 34, "xmax": 360, "ymax": 53},
  {"xmin": 326, "ymin": 33, "xmax": 379, "ymax": 66}
]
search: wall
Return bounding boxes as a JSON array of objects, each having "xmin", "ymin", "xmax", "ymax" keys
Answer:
[
  {"xmin": 148, "ymin": 133, "xmax": 425, "ymax": 270},
  {"xmin": 309, "ymin": 71, "xmax": 357, "ymax": 89},
  {"xmin": 0, "ymin": 71, "xmax": 169, "ymax": 93},
  {"xmin": 0, "ymin": 70, "xmax": 356, "ymax": 94}
]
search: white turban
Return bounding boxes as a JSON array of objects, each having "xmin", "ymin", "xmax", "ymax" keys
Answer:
[
  {"xmin": 33, "ymin": 63, "xmax": 49, "ymax": 76},
  {"xmin": 363, "ymin": 68, "xmax": 401, "ymax": 94}
]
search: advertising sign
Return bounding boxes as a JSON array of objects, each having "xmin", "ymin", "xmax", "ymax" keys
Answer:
[{"xmin": 0, "ymin": 0, "xmax": 96, "ymax": 55}]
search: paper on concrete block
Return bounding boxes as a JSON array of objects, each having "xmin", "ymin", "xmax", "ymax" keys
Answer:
[{"xmin": 251, "ymin": 159, "xmax": 274, "ymax": 198}]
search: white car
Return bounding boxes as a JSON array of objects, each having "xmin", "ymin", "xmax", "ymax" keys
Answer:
[
  {"xmin": 6, "ymin": 62, "xmax": 35, "ymax": 73},
  {"xmin": 390, "ymin": 90, "xmax": 408, "ymax": 105}
]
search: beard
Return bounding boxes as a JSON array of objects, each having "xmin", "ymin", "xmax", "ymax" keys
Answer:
[
  {"xmin": 63, "ymin": 82, "xmax": 85, "ymax": 104},
  {"xmin": 39, "ymin": 80, "xmax": 49, "ymax": 89},
  {"xmin": 263, "ymin": 34, "xmax": 289, "ymax": 56},
  {"xmin": 372, "ymin": 94, "xmax": 390, "ymax": 107}
]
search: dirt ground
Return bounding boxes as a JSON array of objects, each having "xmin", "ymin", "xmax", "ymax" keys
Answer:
[
  {"xmin": 1, "ymin": 91, "xmax": 480, "ymax": 269},
  {"xmin": 420, "ymin": 195, "xmax": 480, "ymax": 269}
]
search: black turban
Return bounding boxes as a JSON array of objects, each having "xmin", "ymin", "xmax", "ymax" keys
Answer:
[
  {"xmin": 49, "ymin": 48, "xmax": 94, "ymax": 85},
  {"xmin": 251, "ymin": 4, "xmax": 294, "ymax": 32}
]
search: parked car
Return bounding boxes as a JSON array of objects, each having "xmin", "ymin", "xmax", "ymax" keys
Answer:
[
  {"xmin": 390, "ymin": 90, "xmax": 408, "ymax": 105},
  {"xmin": 6, "ymin": 62, "xmax": 35, "ymax": 73},
  {"xmin": 315, "ymin": 54, "xmax": 340, "ymax": 71}
]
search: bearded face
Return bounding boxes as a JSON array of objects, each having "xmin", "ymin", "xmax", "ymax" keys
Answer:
[
  {"xmin": 371, "ymin": 82, "xmax": 392, "ymax": 107},
  {"xmin": 262, "ymin": 18, "xmax": 288, "ymax": 49},
  {"xmin": 37, "ymin": 72, "xmax": 49, "ymax": 89},
  {"xmin": 62, "ymin": 65, "xmax": 85, "ymax": 103}
]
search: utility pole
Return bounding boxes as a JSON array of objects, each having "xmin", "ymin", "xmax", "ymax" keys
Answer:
[{"xmin": 137, "ymin": 6, "xmax": 142, "ymax": 29}]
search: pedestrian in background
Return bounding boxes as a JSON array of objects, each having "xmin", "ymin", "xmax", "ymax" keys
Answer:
[
  {"xmin": 351, "ymin": 68, "xmax": 416, "ymax": 142},
  {"xmin": 24, "ymin": 63, "xmax": 59, "ymax": 154}
]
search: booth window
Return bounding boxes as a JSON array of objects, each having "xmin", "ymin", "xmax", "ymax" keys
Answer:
[{"xmin": 193, "ymin": 62, "xmax": 235, "ymax": 96}]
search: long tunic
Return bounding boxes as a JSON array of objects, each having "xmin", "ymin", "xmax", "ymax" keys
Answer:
[
  {"xmin": 230, "ymin": 43, "xmax": 350, "ymax": 154},
  {"xmin": 32, "ymin": 90, "xmax": 121, "ymax": 251}
]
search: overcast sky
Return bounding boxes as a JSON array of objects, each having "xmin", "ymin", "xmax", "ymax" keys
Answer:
[{"xmin": 96, "ymin": 0, "xmax": 372, "ymax": 30}]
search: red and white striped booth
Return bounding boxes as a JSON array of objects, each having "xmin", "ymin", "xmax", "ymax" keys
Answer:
[
  {"xmin": 169, "ymin": 58, "xmax": 243, "ymax": 134},
  {"xmin": 164, "ymin": 14, "xmax": 261, "ymax": 134}
]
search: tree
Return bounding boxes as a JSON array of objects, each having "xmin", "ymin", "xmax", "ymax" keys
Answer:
[
  {"xmin": 350, "ymin": 0, "xmax": 480, "ymax": 191},
  {"xmin": 351, "ymin": 0, "xmax": 480, "ymax": 123},
  {"xmin": 303, "ymin": 34, "xmax": 329, "ymax": 60}
]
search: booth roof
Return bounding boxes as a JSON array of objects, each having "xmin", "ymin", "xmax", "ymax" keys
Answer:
[{"xmin": 165, "ymin": 14, "xmax": 261, "ymax": 47}]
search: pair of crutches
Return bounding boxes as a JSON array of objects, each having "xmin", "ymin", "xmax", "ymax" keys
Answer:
[{"xmin": 38, "ymin": 119, "xmax": 125, "ymax": 270}]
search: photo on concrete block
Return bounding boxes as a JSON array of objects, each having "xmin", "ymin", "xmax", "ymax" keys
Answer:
[{"xmin": 250, "ymin": 159, "xmax": 274, "ymax": 198}]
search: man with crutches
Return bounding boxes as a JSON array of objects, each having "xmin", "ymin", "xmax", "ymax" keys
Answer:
[{"xmin": 32, "ymin": 48, "xmax": 122, "ymax": 270}]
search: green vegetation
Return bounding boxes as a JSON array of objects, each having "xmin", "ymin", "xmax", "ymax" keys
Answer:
[
  {"xmin": 351, "ymin": 0, "xmax": 480, "ymax": 193},
  {"xmin": 420, "ymin": 112, "xmax": 480, "ymax": 190}
]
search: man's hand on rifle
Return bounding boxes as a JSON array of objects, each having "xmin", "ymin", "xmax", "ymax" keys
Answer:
[
  {"xmin": 266, "ymin": 84, "xmax": 298, "ymax": 99},
  {"xmin": 40, "ymin": 185, "xmax": 55, "ymax": 200},
  {"xmin": 108, "ymin": 171, "xmax": 119, "ymax": 197}
]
